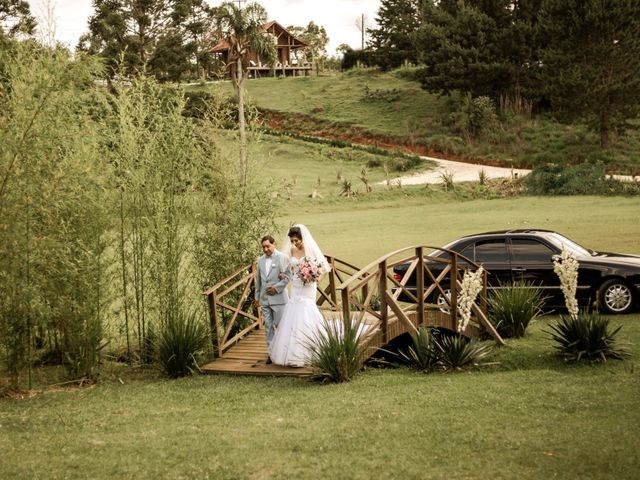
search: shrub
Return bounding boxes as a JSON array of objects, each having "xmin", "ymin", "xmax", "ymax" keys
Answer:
[
  {"xmin": 547, "ymin": 311, "xmax": 631, "ymax": 362},
  {"xmin": 434, "ymin": 334, "xmax": 493, "ymax": 371},
  {"xmin": 398, "ymin": 326, "xmax": 440, "ymax": 372},
  {"xmin": 488, "ymin": 281, "xmax": 546, "ymax": 338},
  {"xmin": 525, "ymin": 162, "xmax": 631, "ymax": 195},
  {"xmin": 155, "ymin": 310, "xmax": 210, "ymax": 377},
  {"xmin": 307, "ymin": 318, "xmax": 370, "ymax": 383}
]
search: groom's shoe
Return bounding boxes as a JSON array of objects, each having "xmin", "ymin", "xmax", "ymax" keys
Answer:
[{"xmin": 265, "ymin": 358, "xmax": 273, "ymax": 365}]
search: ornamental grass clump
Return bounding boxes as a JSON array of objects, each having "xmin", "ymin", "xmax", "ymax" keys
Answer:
[
  {"xmin": 155, "ymin": 310, "xmax": 210, "ymax": 378},
  {"xmin": 547, "ymin": 311, "xmax": 630, "ymax": 362},
  {"xmin": 307, "ymin": 317, "xmax": 370, "ymax": 383},
  {"xmin": 488, "ymin": 281, "xmax": 546, "ymax": 338}
]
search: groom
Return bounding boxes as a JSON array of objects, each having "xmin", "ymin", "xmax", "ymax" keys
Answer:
[{"xmin": 255, "ymin": 235, "xmax": 289, "ymax": 363}]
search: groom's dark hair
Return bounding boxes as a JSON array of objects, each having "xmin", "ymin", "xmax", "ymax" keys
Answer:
[
  {"xmin": 261, "ymin": 235, "xmax": 275, "ymax": 244},
  {"xmin": 288, "ymin": 226, "xmax": 302, "ymax": 239}
]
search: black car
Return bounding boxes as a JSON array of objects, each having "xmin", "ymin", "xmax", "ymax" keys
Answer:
[{"xmin": 392, "ymin": 230, "xmax": 640, "ymax": 314}]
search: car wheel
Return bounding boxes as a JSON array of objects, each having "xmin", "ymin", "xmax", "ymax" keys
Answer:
[
  {"xmin": 433, "ymin": 286, "xmax": 456, "ymax": 314},
  {"xmin": 598, "ymin": 279, "xmax": 634, "ymax": 314}
]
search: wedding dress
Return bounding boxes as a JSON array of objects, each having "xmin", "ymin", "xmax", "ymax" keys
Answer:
[{"xmin": 268, "ymin": 256, "xmax": 325, "ymax": 367}]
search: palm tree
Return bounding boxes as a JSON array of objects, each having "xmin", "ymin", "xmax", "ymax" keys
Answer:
[{"xmin": 215, "ymin": 1, "xmax": 276, "ymax": 188}]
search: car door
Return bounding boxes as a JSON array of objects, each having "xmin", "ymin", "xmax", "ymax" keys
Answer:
[
  {"xmin": 472, "ymin": 239, "xmax": 511, "ymax": 287},
  {"xmin": 509, "ymin": 237, "xmax": 562, "ymax": 305}
]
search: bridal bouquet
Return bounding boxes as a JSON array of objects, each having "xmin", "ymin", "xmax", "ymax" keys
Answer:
[{"xmin": 297, "ymin": 256, "xmax": 323, "ymax": 285}]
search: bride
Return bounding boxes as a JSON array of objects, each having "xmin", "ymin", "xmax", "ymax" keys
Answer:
[{"xmin": 269, "ymin": 224, "xmax": 331, "ymax": 367}]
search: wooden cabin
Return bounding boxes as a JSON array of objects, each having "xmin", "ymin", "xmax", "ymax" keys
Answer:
[{"xmin": 211, "ymin": 21, "xmax": 312, "ymax": 78}]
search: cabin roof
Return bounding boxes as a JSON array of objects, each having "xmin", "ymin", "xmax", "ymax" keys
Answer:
[{"xmin": 210, "ymin": 20, "xmax": 307, "ymax": 53}]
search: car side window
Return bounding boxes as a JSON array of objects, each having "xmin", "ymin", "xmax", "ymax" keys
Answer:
[
  {"xmin": 474, "ymin": 240, "xmax": 508, "ymax": 263},
  {"xmin": 459, "ymin": 243, "xmax": 474, "ymax": 260},
  {"xmin": 511, "ymin": 239, "xmax": 555, "ymax": 263}
]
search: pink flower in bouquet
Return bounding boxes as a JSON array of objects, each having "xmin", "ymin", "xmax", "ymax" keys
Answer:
[{"xmin": 297, "ymin": 256, "xmax": 322, "ymax": 285}]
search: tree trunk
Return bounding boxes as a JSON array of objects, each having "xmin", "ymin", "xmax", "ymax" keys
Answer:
[{"xmin": 236, "ymin": 56, "xmax": 248, "ymax": 188}]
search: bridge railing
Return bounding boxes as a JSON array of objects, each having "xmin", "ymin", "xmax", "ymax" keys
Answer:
[
  {"xmin": 203, "ymin": 255, "xmax": 364, "ymax": 357},
  {"xmin": 336, "ymin": 246, "xmax": 504, "ymax": 345}
]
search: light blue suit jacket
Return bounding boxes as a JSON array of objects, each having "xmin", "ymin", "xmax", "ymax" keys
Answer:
[{"xmin": 255, "ymin": 250, "xmax": 290, "ymax": 306}]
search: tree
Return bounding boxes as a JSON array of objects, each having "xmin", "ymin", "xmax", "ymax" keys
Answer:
[
  {"xmin": 215, "ymin": 1, "xmax": 275, "ymax": 188},
  {"xmin": 367, "ymin": 0, "xmax": 421, "ymax": 70},
  {"xmin": 169, "ymin": 0, "xmax": 216, "ymax": 79},
  {"xmin": 287, "ymin": 22, "xmax": 329, "ymax": 74},
  {"xmin": 0, "ymin": 0, "xmax": 35, "ymax": 38},
  {"xmin": 414, "ymin": 0, "xmax": 542, "ymax": 100},
  {"xmin": 539, "ymin": 0, "xmax": 640, "ymax": 147}
]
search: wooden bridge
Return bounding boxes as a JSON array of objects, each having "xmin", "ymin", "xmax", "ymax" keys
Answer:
[{"xmin": 201, "ymin": 246, "xmax": 503, "ymax": 377}]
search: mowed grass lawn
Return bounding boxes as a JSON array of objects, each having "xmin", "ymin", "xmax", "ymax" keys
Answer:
[
  {"xmin": 2, "ymin": 195, "xmax": 640, "ymax": 479},
  {"xmin": 1, "ymin": 318, "xmax": 639, "ymax": 479}
]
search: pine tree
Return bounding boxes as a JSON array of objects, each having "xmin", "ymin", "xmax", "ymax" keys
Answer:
[
  {"xmin": 367, "ymin": 0, "xmax": 422, "ymax": 70},
  {"xmin": 539, "ymin": 0, "xmax": 640, "ymax": 147},
  {"xmin": 0, "ymin": 0, "xmax": 36, "ymax": 39},
  {"xmin": 414, "ymin": 0, "xmax": 542, "ymax": 99}
]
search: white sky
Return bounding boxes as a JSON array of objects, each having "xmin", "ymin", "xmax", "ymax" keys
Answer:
[{"xmin": 28, "ymin": 0, "xmax": 381, "ymax": 56}]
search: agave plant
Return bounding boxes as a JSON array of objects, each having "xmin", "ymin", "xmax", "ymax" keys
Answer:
[
  {"xmin": 398, "ymin": 326, "xmax": 440, "ymax": 372},
  {"xmin": 307, "ymin": 317, "xmax": 370, "ymax": 383},
  {"xmin": 434, "ymin": 334, "xmax": 493, "ymax": 371},
  {"xmin": 547, "ymin": 312, "xmax": 630, "ymax": 362},
  {"xmin": 488, "ymin": 281, "xmax": 546, "ymax": 338}
]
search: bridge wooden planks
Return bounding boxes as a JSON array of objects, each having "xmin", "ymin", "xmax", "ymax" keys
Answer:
[{"xmin": 200, "ymin": 308, "xmax": 474, "ymax": 377}]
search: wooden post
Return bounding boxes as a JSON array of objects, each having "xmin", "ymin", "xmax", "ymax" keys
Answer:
[
  {"xmin": 481, "ymin": 268, "xmax": 488, "ymax": 317},
  {"xmin": 450, "ymin": 254, "xmax": 458, "ymax": 331},
  {"xmin": 341, "ymin": 288, "xmax": 351, "ymax": 325},
  {"xmin": 207, "ymin": 292, "xmax": 220, "ymax": 358},
  {"xmin": 379, "ymin": 260, "xmax": 388, "ymax": 343},
  {"xmin": 329, "ymin": 258, "xmax": 337, "ymax": 306},
  {"xmin": 416, "ymin": 247, "xmax": 425, "ymax": 327}
]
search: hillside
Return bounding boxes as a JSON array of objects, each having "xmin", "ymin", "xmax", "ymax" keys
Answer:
[{"xmin": 195, "ymin": 69, "xmax": 640, "ymax": 174}]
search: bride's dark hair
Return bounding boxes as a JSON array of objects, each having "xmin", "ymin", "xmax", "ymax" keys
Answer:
[{"xmin": 288, "ymin": 226, "xmax": 302, "ymax": 239}]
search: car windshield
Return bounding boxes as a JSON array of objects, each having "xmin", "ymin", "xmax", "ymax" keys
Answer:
[{"xmin": 540, "ymin": 232, "xmax": 592, "ymax": 257}]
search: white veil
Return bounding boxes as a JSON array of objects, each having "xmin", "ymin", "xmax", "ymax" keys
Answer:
[{"xmin": 282, "ymin": 224, "xmax": 332, "ymax": 273}]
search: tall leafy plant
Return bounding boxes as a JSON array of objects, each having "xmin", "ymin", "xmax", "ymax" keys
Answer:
[{"xmin": 0, "ymin": 42, "xmax": 109, "ymax": 386}]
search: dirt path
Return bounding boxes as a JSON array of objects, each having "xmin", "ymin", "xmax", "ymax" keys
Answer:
[{"xmin": 383, "ymin": 155, "xmax": 532, "ymax": 185}]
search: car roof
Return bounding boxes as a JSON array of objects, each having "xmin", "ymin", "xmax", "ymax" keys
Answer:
[{"xmin": 458, "ymin": 229, "xmax": 558, "ymax": 239}]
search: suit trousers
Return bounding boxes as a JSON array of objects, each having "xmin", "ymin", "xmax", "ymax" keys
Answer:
[{"xmin": 261, "ymin": 303, "xmax": 286, "ymax": 350}]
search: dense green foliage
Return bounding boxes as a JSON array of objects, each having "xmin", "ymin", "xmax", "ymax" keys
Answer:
[
  {"xmin": 488, "ymin": 282, "xmax": 546, "ymax": 338},
  {"xmin": 0, "ymin": 40, "xmax": 275, "ymax": 385},
  {"xmin": 78, "ymin": 0, "xmax": 217, "ymax": 81},
  {"xmin": 539, "ymin": 0, "xmax": 640, "ymax": 147},
  {"xmin": 547, "ymin": 312, "xmax": 631, "ymax": 362},
  {"xmin": 367, "ymin": 0, "xmax": 421, "ymax": 70},
  {"xmin": 525, "ymin": 163, "xmax": 639, "ymax": 196},
  {"xmin": 397, "ymin": 326, "xmax": 440, "ymax": 371}
]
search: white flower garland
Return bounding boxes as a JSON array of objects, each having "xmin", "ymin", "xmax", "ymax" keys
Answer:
[
  {"xmin": 457, "ymin": 266, "xmax": 484, "ymax": 332},
  {"xmin": 553, "ymin": 248, "xmax": 579, "ymax": 320}
]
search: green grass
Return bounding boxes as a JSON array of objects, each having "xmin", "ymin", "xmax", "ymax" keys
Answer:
[
  {"xmin": 1, "ymin": 319, "xmax": 638, "ymax": 479},
  {"xmin": 219, "ymin": 132, "xmax": 432, "ymax": 200},
  {"xmin": 194, "ymin": 70, "xmax": 640, "ymax": 171},
  {"xmin": 274, "ymin": 194, "xmax": 640, "ymax": 267}
]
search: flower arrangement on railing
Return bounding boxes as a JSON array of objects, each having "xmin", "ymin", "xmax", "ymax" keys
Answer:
[
  {"xmin": 552, "ymin": 248, "xmax": 579, "ymax": 319},
  {"xmin": 297, "ymin": 256, "xmax": 323, "ymax": 285},
  {"xmin": 457, "ymin": 266, "xmax": 485, "ymax": 332}
]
